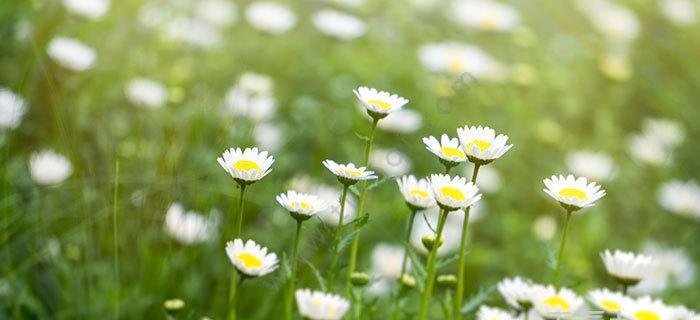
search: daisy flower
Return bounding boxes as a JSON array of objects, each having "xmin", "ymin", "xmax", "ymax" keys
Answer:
[
  {"xmin": 565, "ymin": 150, "xmax": 616, "ymax": 182},
  {"xmin": 245, "ymin": 2, "xmax": 297, "ymax": 34},
  {"xmin": 276, "ymin": 190, "xmax": 328, "ymax": 221},
  {"xmin": 196, "ymin": 0, "xmax": 237, "ymax": 27},
  {"xmin": 457, "ymin": 126, "xmax": 513, "ymax": 165},
  {"xmin": 164, "ymin": 203, "xmax": 218, "ymax": 244},
  {"xmin": 588, "ymin": 288, "xmax": 630, "ymax": 316},
  {"xmin": 477, "ymin": 305, "xmax": 516, "ymax": 320},
  {"xmin": 225, "ymin": 239, "xmax": 278, "ymax": 277},
  {"xmin": 370, "ymin": 148, "xmax": 411, "ymax": 177},
  {"xmin": 0, "ymin": 88, "xmax": 27, "ymax": 130},
  {"xmin": 46, "ymin": 37, "xmax": 96, "ymax": 72},
  {"xmin": 353, "ymin": 86, "xmax": 409, "ymax": 120},
  {"xmin": 542, "ymin": 174, "xmax": 606, "ymax": 212},
  {"xmin": 29, "ymin": 149, "xmax": 73, "ymax": 186},
  {"xmin": 397, "ymin": 175, "xmax": 436, "ymax": 210},
  {"xmin": 451, "ymin": 0, "xmax": 520, "ymax": 32},
  {"xmin": 295, "ymin": 289, "xmax": 350, "ymax": 320},
  {"xmin": 225, "ymin": 72, "xmax": 277, "ymax": 121},
  {"xmin": 322, "ymin": 160, "xmax": 377, "ymax": 186},
  {"xmin": 497, "ymin": 277, "xmax": 541, "ymax": 311},
  {"xmin": 657, "ymin": 180, "xmax": 700, "ymax": 219},
  {"xmin": 621, "ymin": 296, "xmax": 673, "ymax": 320},
  {"xmin": 371, "ymin": 243, "xmax": 408, "ymax": 279},
  {"xmin": 217, "ymin": 147, "xmax": 274, "ymax": 185},
  {"xmin": 418, "ymin": 42, "xmax": 504, "ymax": 79},
  {"xmin": 532, "ymin": 286, "xmax": 584, "ymax": 320},
  {"xmin": 601, "ymin": 250, "xmax": 655, "ymax": 286},
  {"xmin": 428, "ymin": 174, "xmax": 481, "ymax": 211},
  {"xmin": 632, "ymin": 242, "xmax": 695, "ymax": 295},
  {"xmin": 124, "ymin": 77, "xmax": 168, "ymax": 109},
  {"xmin": 423, "ymin": 134, "xmax": 467, "ymax": 169},
  {"xmin": 642, "ymin": 118, "xmax": 684, "ymax": 147},
  {"xmin": 376, "ymin": 109, "xmax": 422, "ymax": 133},
  {"xmin": 660, "ymin": 0, "xmax": 697, "ymax": 26},
  {"xmin": 62, "ymin": 0, "xmax": 110, "ymax": 20},
  {"xmin": 628, "ymin": 133, "xmax": 669, "ymax": 166},
  {"xmin": 312, "ymin": 9, "xmax": 366, "ymax": 40}
]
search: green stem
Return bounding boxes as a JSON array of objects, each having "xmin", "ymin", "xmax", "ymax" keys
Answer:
[
  {"xmin": 354, "ymin": 288, "xmax": 363, "ymax": 320},
  {"xmin": 445, "ymin": 165, "xmax": 452, "ymax": 174},
  {"xmin": 346, "ymin": 118, "xmax": 379, "ymax": 296},
  {"xmin": 553, "ymin": 209, "xmax": 573, "ymax": 287},
  {"xmin": 228, "ymin": 275, "xmax": 245, "ymax": 320},
  {"xmin": 285, "ymin": 220, "xmax": 304, "ymax": 320},
  {"xmin": 622, "ymin": 284, "xmax": 628, "ymax": 295},
  {"xmin": 417, "ymin": 209, "xmax": 450, "ymax": 320},
  {"xmin": 392, "ymin": 208, "xmax": 417, "ymax": 320},
  {"xmin": 454, "ymin": 164, "xmax": 480, "ymax": 320},
  {"xmin": 112, "ymin": 160, "xmax": 120, "ymax": 320},
  {"xmin": 328, "ymin": 185, "xmax": 349, "ymax": 291},
  {"xmin": 235, "ymin": 184, "xmax": 247, "ymax": 238}
]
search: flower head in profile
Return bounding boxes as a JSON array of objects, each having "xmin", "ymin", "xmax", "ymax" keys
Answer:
[
  {"xmin": 457, "ymin": 126, "xmax": 513, "ymax": 165},
  {"xmin": 29, "ymin": 150, "xmax": 73, "ymax": 186},
  {"xmin": 225, "ymin": 239, "xmax": 278, "ymax": 277},
  {"xmin": 451, "ymin": 0, "xmax": 520, "ymax": 32},
  {"xmin": 164, "ymin": 203, "xmax": 218, "ymax": 244},
  {"xmin": 125, "ymin": 78, "xmax": 168, "ymax": 109},
  {"xmin": 428, "ymin": 174, "xmax": 481, "ymax": 211},
  {"xmin": 0, "ymin": 88, "xmax": 27, "ymax": 130},
  {"xmin": 621, "ymin": 296, "xmax": 673, "ymax": 320},
  {"xmin": 46, "ymin": 37, "xmax": 96, "ymax": 72},
  {"xmin": 322, "ymin": 160, "xmax": 377, "ymax": 186},
  {"xmin": 423, "ymin": 134, "xmax": 467, "ymax": 168},
  {"xmin": 276, "ymin": 190, "xmax": 328, "ymax": 221},
  {"xmin": 588, "ymin": 288, "xmax": 631, "ymax": 315},
  {"xmin": 397, "ymin": 175, "xmax": 436, "ymax": 210},
  {"xmin": 657, "ymin": 180, "xmax": 700, "ymax": 219},
  {"xmin": 497, "ymin": 277, "xmax": 543, "ymax": 311},
  {"xmin": 477, "ymin": 305, "xmax": 516, "ymax": 320},
  {"xmin": 353, "ymin": 87, "xmax": 409, "ymax": 120},
  {"xmin": 295, "ymin": 289, "xmax": 350, "ymax": 320},
  {"xmin": 532, "ymin": 286, "xmax": 584, "ymax": 319},
  {"xmin": 217, "ymin": 147, "xmax": 274, "ymax": 185},
  {"xmin": 543, "ymin": 174, "xmax": 606, "ymax": 212},
  {"xmin": 245, "ymin": 2, "xmax": 297, "ymax": 34},
  {"xmin": 601, "ymin": 250, "xmax": 655, "ymax": 286}
]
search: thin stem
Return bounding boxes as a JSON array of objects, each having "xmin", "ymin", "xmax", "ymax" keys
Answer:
[
  {"xmin": 285, "ymin": 220, "xmax": 304, "ymax": 320},
  {"xmin": 345, "ymin": 118, "xmax": 379, "ymax": 295},
  {"xmin": 228, "ymin": 186, "xmax": 248, "ymax": 320},
  {"xmin": 455, "ymin": 164, "xmax": 480, "ymax": 320},
  {"xmin": 328, "ymin": 185, "xmax": 349, "ymax": 291},
  {"xmin": 418, "ymin": 209, "xmax": 450, "ymax": 320},
  {"xmin": 354, "ymin": 288, "xmax": 363, "ymax": 320},
  {"xmin": 445, "ymin": 165, "xmax": 452, "ymax": 174},
  {"xmin": 622, "ymin": 284, "xmax": 628, "ymax": 295},
  {"xmin": 392, "ymin": 208, "xmax": 417, "ymax": 320},
  {"xmin": 553, "ymin": 209, "xmax": 574, "ymax": 287},
  {"xmin": 235, "ymin": 184, "xmax": 247, "ymax": 238},
  {"xmin": 444, "ymin": 290, "xmax": 454, "ymax": 320},
  {"xmin": 112, "ymin": 160, "xmax": 120, "ymax": 320}
]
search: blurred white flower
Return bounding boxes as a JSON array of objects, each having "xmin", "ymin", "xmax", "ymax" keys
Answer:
[
  {"xmin": 477, "ymin": 305, "xmax": 516, "ymax": 320},
  {"xmin": 62, "ymin": 0, "xmax": 110, "ymax": 20},
  {"xmin": 410, "ymin": 206, "xmax": 465, "ymax": 256},
  {"xmin": 245, "ymin": 2, "xmax": 297, "ymax": 34},
  {"xmin": 600, "ymin": 250, "xmax": 655, "ymax": 285},
  {"xmin": 371, "ymin": 243, "xmax": 407, "ymax": 279},
  {"xmin": 315, "ymin": 184, "xmax": 357, "ymax": 226},
  {"xmin": 642, "ymin": 118, "xmax": 684, "ymax": 147},
  {"xmin": 376, "ymin": 109, "xmax": 422, "ymax": 133},
  {"xmin": 657, "ymin": 180, "xmax": 700, "ymax": 219},
  {"xmin": 578, "ymin": 0, "xmax": 640, "ymax": 43},
  {"xmin": 532, "ymin": 215, "xmax": 557, "ymax": 241},
  {"xmin": 628, "ymin": 133, "xmax": 669, "ymax": 166},
  {"xmin": 225, "ymin": 73, "xmax": 277, "ymax": 121},
  {"xmin": 370, "ymin": 148, "xmax": 411, "ymax": 177},
  {"xmin": 321, "ymin": 0, "xmax": 365, "ymax": 8},
  {"xmin": 621, "ymin": 296, "xmax": 673, "ymax": 320},
  {"xmin": 466, "ymin": 164, "xmax": 501, "ymax": 193},
  {"xmin": 588, "ymin": 288, "xmax": 631, "ymax": 315},
  {"xmin": 631, "ymin": 242, "xmax": 695, "ymax": 295},
  {"xmin": 196, "ymin": 0, "xmax": 237, "ymax": 27},
  {"xmin": 253, "ymin": 122, "xmax": 284, "ymax": 152},
  {"xmin": 125, "ymin": 78, "xmax": 168, "ymax": 109},
  {"xmin": 164, "ymin": 203, "xmax": 218, "ymax": 244},
  {"xmin": 47, "ymin": 37, "xmax": 96, "ymax": 72},
  {"xmin": 312, "ymin": 9, "xmax": 366, "ymax": 40},
  {"xmin": 532, "ymin": 286, "xmax": 584, "ymax": 319},
  {"xmin": 497, "ymin": 277, "xmax": 544, "ymax": 311},
  {"xmin": 565, "ymin": 150, "xmax": 616, "ymax": 182},
  {"xmin": 659, "ymin": 0, "xmax": 698, "ymax": 26},
  {"xmin": 29, "ymin": 149, "xmax": 73, "ymax": 186},
  {"xmin": 165, "ymin": 17, "xmax": 221, "ymax": 48},
  {"xmin": 418, "ymin": 42, "xmax": 505, "ymax": 80},
  {"xmin": 451, "ymin": 0, "xmax": 521, "ymax": 32},
  {"xmin": 0, "ymin": 88, "xmax": 27, "ymax": 130},
  {"xmin": 295, "ymin": 289, "xmax": 350, "ymax": 320}
]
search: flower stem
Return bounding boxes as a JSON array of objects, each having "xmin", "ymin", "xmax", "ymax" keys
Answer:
[
  {"xmin": 228, "ymin": 186, "xmax": 248, "ymax": 320},
  {"xmin": 235, "ymin": 184, "xmax": 247, "ymax": 238},
  {"xmin": 622, "ymin": 284, "xmax": 628, "ymax": 295},
  {"xmin": 553, "ymin": 209, "xmax": 573, "ymax": 287},
  {"xmin": 346, "ymin": 118, "xmax": 379, "ymax": 295},
  {"xmin": 418, "ymin": 209, "xmax": 450, "ymax": 320},
  {"xmin": 285, "ymin": 220, "xmax": 304, "ymax": 320},
  {"xmin": 392, "ymin": 208, "xmax": 418, "ymax": 320},
  {"xmin": 328, "ymin": 184, "xmax": 349, "ymax": 292},
  {"xmin": 455, "ymin": 164, "xmax": 480, "ymax": 320}
]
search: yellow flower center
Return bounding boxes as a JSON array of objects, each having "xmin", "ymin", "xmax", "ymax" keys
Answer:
[
  {"xmin": 543, "ymin": 295, "xmax": 571, "ymax": 311},
  {"xmin": 343, "ymin": 168, "xmax": 363, "ymax": 176},
  {"xmin": 410, "ymin": 189, "xmax": 430, "ymax": 199},
  {"xmin": 481, "ymin": 17, "xmax": 498, "ymax": 29},
  {"xmin": 466, "ymin": 139, "xmax": 492, "ymax": 152},
  {"xmin": 237, "ymin": 253, "xmax": 262, "ymax": 269},
  {"xmin": 439, "ymin": 186, "xmax": 465, "ymax": 201},
  {"xmin": 367, "ymin": 99, "xmax": 391, "ymax": 110},
  {"xmin": 634, "ymin": 310, "xmax": 660, "ymax": 320},
  {"xmin": 600, "ymin": 299, "xmax": 621, "ymax": 312},
  {"xmin": 232, "ymin": 160, "xmax": 261, "ymax": 172},
  {"xmin": 559, "ymin": 188, "xmax": 588, "ymax": 200},
  {"xmin": 440, "ymin": 146, "xmax": 466, "ymax": 159},
  {"xmin": 448, "ymin": 54, "xmax": 464, "ymax": 74},
  {"xmin": 292, "ymin": 202, "xmax": 313, "ymax": 210}
]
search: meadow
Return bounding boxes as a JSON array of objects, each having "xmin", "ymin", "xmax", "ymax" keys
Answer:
[{"xmin": 0, "ymin": 0, "xmax": 699, "ymax": 319}]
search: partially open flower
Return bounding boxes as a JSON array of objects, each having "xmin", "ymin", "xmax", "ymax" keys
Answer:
[{"xmin": 601, "ymin": 250, "xmax": 655, "ymax": 286}]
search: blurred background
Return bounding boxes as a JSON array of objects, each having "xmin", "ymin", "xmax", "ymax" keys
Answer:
[{"xmin": 1, "ymin": 0, "xmax": 699, "ymax": 318}]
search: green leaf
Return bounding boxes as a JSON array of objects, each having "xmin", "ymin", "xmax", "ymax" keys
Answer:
[
  {"xmin": 421, "ymin": 212, "xmax": 437, "ymax": 233},
  {"xmin": 436, "ymin": 253, "xmax": 460, "ymax": 270},
  {"xmin": 545, "ymin": 244, "xmax": 557, "ymax": 271},
  {"xmin": 460, "ymin": 286, "xmax": 495, "ymax": 314},
  {"xmin": 302, "ymin": 258, "xmax": 327, "ymax": 292},
  {"xmin": 282, "ymin": 252, "xmax": 292, "ymax": 279},
  {"xmin": 367, "ymin": 176, "xmax": 390, "ymax": 191},
  {"xmin": 355, "ymin": 132, "xmax": 370, "ymax": 141},
  {"xmin": 405, "ymin": 242, "xmax": 426, "ymax": 282},
  {"xmin": 349, "ymin": 185, "xmax": 360, "ymax": 197}
]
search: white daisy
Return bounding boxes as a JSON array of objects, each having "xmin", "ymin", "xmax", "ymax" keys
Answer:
[
  {"xmin": 601, "ymin": 250, "xmax": 655, "ymax": 286},
  {"xmin": 397, "ymin": 175, "xmax": 436, "ymax": 210},
  {"xmin": 370, "ymin": 148, "xmax": 411, "ymax": 177},
  {"xmin": 225, "ymin": 239, "xmax": 278, "ymax": 277},
  {"xmin": 628, "ymin": 133, "xmax": 669, "ymax": 166},
  {"xmin": 642, "ymin": 118, "xmax": 685, "ymax": 148},
  {"xmin": 276, "ymin": 190, "xmax": 328, "ymax": 221},
  {"xmin": 532, "ymin": 286, "xmax": 584, "ymax": 319},
  {"xmin": 418, "ymin": 42, "xmax": 505, "ymax": 79},
  {"xmin": 457, "ymin": 125, "xmax": 513, "ymax": 165},
  {"xmin": 225, "ymin": 72, "xmax": 276, "ymax": 121},
  {"xmin": 543, "ymin": 174, "xmax": 606, "ymax": 212},
  {"xmin": 314, "ymin": 184, "xmax": 357, "ymax": 226},
  {"xmin": 217, "ymin": 147, "xmax": 274, "ymax": 184},
  {"xmin": 532, "ymin": 215, "xmax": 557, "ymax": 241},
  {"xmin": 322, "ymin": 160, "xmax": 377, "ymax": 185},
  {"xmin": 28, "ymin": 150, "xmax": 73, "ymax": 186},
  {"xmin": 423, "ymin": 134, "xmax": 467, "ymax": 167},
  {"xmin": 657, "ymin": 180, "xmax": 700, "ymax": 219},
  {"xmin": 312, "ymin": 9, "xmax": 366, "ymax": 40},
  {"xmin": 376, "ymin": 109, "xmax": 423, "ymax": 133},
  {"xmin": 245, "ymin": 2, "xmax": 297, "ymax": 34},
  {"xmin": 164, "ymin": 203, "xmax": 218, "ymax": 244},
  {"xmin": 659, "ymin": 0, "xmax": 698, "ymax": 26},
  {"xmin": 668, "ymin": 305, "xmax": 697, "ymax": 320},
  {"xmin": 353, "ymin": 86, "xmax": 409, "ymax": 120},
  {"xmin": 196, "ymin": 0, "xmax": 237, "ymax": 27},
  {"xmin": 632, "ymin": 242, "xmax": 695, "ymax": 295},
  {"xmin": 577, "ymin": 0, "xmax": 640, "ymax": 43},
  {"xmin": 46, "ymin": 37, "xmax": 96, "ymax": 72},
  {"xmin": 125, "ymin": 78, "xmax": 168, "ymax": 109},
  {"xmin": 451, "ymin": 0, "xmax": 521, "ymax": 32},
  {"xmin": 477, "ymin": 305, "xmax": 516, "ymax": 320},
  {"xmin": 295, "ymin": 289, "xmax": 350, "ymax": 320},
  {"xmin": 0, "ymin": 88, "xmax": 27, "ymax": 130},
  {"xmin": 62, "ymin": 0, "xmax": 110, "ymax": 20},
  {"xmin": 497, "ymin": 277, "xmax": 542, "ymax": 311},
  {"xmin": 621, "ymin": 296, "xmax": 673, "ymax": 320},
  {"xmin": 428, "ymin": 174, "xmax": 481, "ymax": 211},
  {"xmin": 588, "ymin": 288, "xmax": 631, "ymax": 315},
  {"xmin": 253, "ymin": 122, "xmax": 284, "ymax": 152},
  {"xmin": 165, "ymin": 17, "xmax": 221, "ymax": 48},
  {"xmin": 371, "ymin": 243, "xmax": 408, "ymax": 279},
  {"xmin": 565, "ymin": 150, "xmax": 616, "ymax": 182}
]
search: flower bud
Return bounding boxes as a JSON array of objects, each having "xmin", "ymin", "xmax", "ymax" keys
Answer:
[
  {"xmin": 421, "ymin": 234, "xmax": 443, "ymax": 251},
  {"xmin": 350, "ymin": 272, "xmax": 370, "ymax": 287},
  {"xmin": 400, "ymin": 274, "xmax": 416, "ymax": 289},
  {"xmin": 164, "ymin": 298, "xmax": 185, "ymax": 315},
  {"xmin": 437, "ymin": 274, "xmax": 457, "ymax": 289}
]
